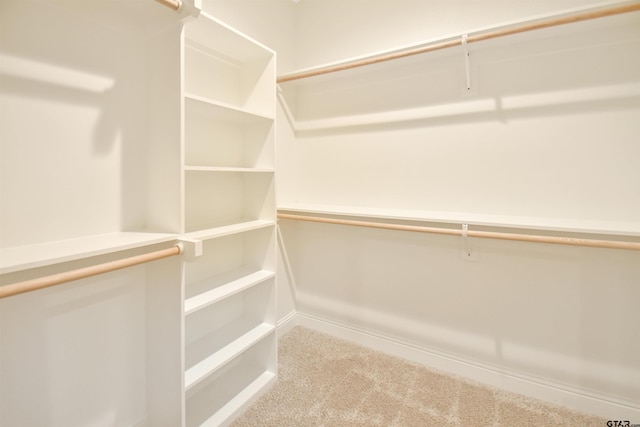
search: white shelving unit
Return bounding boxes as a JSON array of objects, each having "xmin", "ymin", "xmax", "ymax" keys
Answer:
[
  {"xmin": 0, "ymin": 2, "xmax": 198, "ymax": 427},
  {"xmin": 185, "ymin": 336, "xmax": 276, "ymax": 427},
  {"xmin": 1, "ymin": 2, "xmax": 276, "ymax": 426},
  {"xmin": 182, "ymin": 12, "xmax": 277, "ymax": 426}
]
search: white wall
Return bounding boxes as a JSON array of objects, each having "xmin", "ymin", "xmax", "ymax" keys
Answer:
[
  {"xmin": 1, "ymin": 0, "xmax": 636, "ymax": 424},
  {"xmin": 0, "ymin": 3, "xmax": 148, "ymax": 425},
  {"xmin": 0, "ymin": 1, "xmax": 149, "ymax": 248},
  {"xmin": 292, "ymin": 0, "xmax": 614, "ymax": 69},
  {"xmin": 276, "ymin": 0, "xmax": 640, "ymax": 419},
  {"xmin": 0, "ymin": 2, "xmax": 185, "ymax": 426},
  {"xmin": 207, "ymin": 0, "xmax": 640, "ymax": 419},
  {"xmin": 279, "ymin": 220, "xmax": 640, "ymax": 417},
  {"xmin": 201, "ymin": 0, "xmax": 296, "ymax": 74},
  {"xmin": 0, "ymin": 265, "xmax": 148, "ymax": 426},
  {"xmin": 284, "ymin": 1, "xmax": 640, "ymax": 223}
]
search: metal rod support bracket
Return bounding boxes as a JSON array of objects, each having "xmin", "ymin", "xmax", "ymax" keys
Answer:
[
  {"xmin": 462, "ymin": 34, "xmax": 471, "ymax": 91},
  {"xmin": 461, "ymin": 223, "xmax": 474, "ymax": 259}
]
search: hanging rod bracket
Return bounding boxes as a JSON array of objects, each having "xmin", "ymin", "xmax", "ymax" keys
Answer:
[
  {"xmin": 462, "ymin": 34, "xmax": 471, "ymax": 91},
  {"xmin": 461, "ymin": 223, "xmax": 478, "ymax": 261},
  {"xmin": 178, "ymin": 237, "xmax": 203, "ymax": 261}
]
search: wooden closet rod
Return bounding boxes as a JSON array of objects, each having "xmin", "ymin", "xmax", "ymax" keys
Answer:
[
  {"xmin": 0, "ymin": 244, "xmax": 183, "ymax": 300},
  {"xmin": 277, "ymin": 2, "xmax": 640, "ymax": 83},
  {"xmin": 154, "ymin": 0, "xmax": 182, "ymax": 11},
  {"xmin": 278, "ymin": 213, "xmax": 640, "ymax": 251}
]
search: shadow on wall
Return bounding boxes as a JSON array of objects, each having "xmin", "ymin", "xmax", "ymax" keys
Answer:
[{"xmin": 0, "ymin": 0, "xmax": 150, "ymax": 247}]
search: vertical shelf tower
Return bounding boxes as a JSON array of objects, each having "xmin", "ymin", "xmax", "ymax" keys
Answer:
[{"xmin": 182, "ymin": 12, "xmax": 277, "ymax": 427}]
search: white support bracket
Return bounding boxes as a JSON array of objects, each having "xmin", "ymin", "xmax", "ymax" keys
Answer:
[
  {"xmin": 461, "ymin": 223, "xmax": 478, "ymax": 261},
  {"xmin": 462, "ymin": 34, "xmax": 471, "ymax": 91},
  {"xmin": 177, "ymin": 237, "xmax": 203, "ymax": 262}
]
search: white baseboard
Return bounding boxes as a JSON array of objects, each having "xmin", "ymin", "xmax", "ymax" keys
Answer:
[
  {"xmin": 278, "ymin": 310, "xmax": 640, "ymax": 422},
  {"xmin": 276, "ymin": 309, "xmax": 298, "ymax": 337}
]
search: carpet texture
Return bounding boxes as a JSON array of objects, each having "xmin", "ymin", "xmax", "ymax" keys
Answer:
[{"xmin": 231, "ymin": 326, "xmax": 606, "ymax": 426}]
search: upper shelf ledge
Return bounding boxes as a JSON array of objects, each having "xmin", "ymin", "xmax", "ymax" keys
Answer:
[{"xmin": 0, "ymin": 232, "xmax": 178, "ymax": 275}]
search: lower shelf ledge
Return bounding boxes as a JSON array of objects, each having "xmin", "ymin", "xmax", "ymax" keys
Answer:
[
  {"xmin": 197, "ymin": 371, "xmax": 276, "ymax": 427},
  {"xmin": 277, "ymin": 203, "xmax": 640, "ymax": 238},
  {"xmin": 185, "ymin": 323, "xmax": 275, "ymax": 392},
  {"xmin": 185, "ymin": 219, "xmax": 275, "ymax": 241},
  {"xmin": 185, "ymin": 269, "xmax": 276, "ymax": 316}
]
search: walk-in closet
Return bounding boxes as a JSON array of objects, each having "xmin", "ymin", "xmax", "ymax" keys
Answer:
[{"xmin": 1, "ymin": 0, "xmax": 639, "ymax": 426}]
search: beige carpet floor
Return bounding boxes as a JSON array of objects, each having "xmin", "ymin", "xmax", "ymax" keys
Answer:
[{"xmin": 231, "ymin": 326, "xmax": 606, "ymax": 426}]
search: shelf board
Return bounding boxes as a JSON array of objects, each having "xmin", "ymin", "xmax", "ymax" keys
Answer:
[
  {"xmin": 0, "ymin": 232, "xmax": 177, "ymax": 275},
  {"xmin": 184, "ymin": 323, "xmax": 274, "ymax": 392},
  {"xmin": 199, "ymin": 370, "xmax": 276, "ymax": 427},
  {"xmin": 185, "ymin": 269, "xmax": 275, "ymax": 316},
  {"xmin": 185, "ymin": 92, "xmax": 275, "ymax": 122},
  {"xmin": 277, "ymin": 203, "xmax": 640, "ymax": 238},
  {"xmin": 185, "ymin": 11, "xmax": 274, "ymax": 64},
  {"xmin": 184, "ymin": 166, "xmax": 274, "ymax": 173},
  {"xmin": 185, "ymin": 220, "xmax": 275, "ymax": 241}
]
